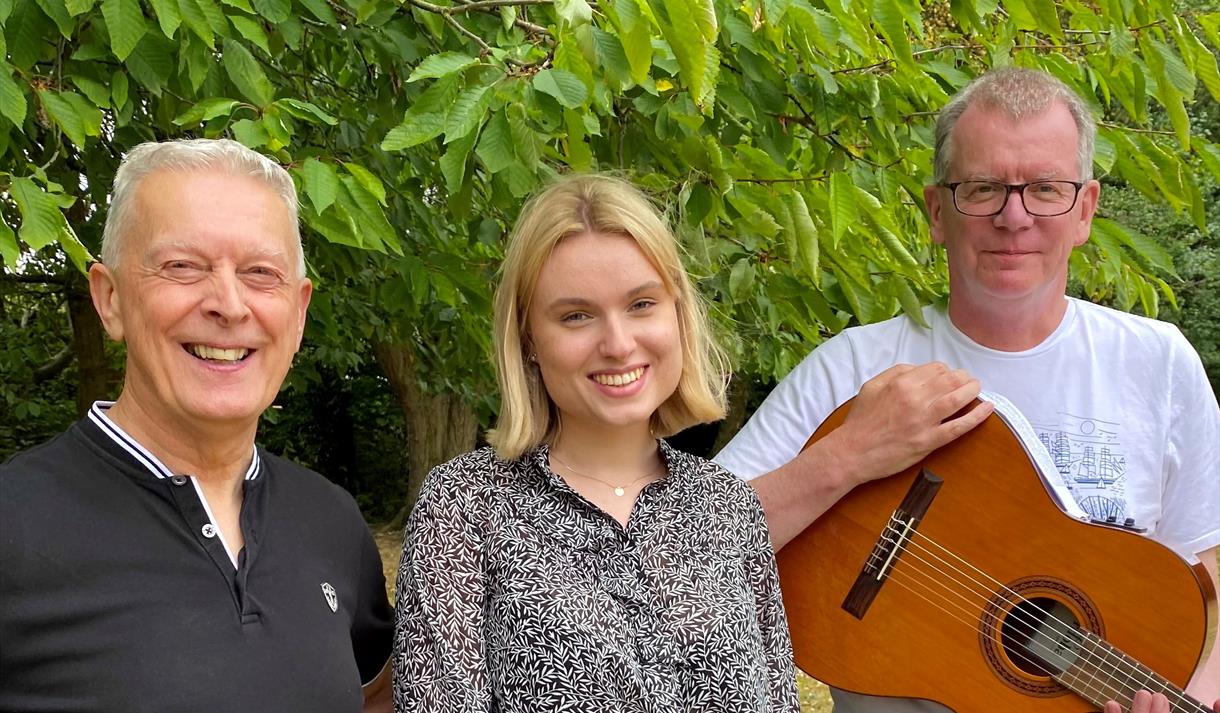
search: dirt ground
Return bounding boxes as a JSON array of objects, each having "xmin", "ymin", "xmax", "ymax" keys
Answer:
[{"xmin": 374, "ymin": 531, "xmax": 833, "ymax": 712}]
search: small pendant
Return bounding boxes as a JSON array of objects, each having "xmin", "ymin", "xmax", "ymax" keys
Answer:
[{"xmin": 614, "ymin": 487, "xmax": 625, "ymax": 497}]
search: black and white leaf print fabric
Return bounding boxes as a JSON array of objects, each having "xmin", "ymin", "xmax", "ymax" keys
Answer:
[{"xmin": 392, "ymin": 441, "xmax": 799, "ymax": 712}]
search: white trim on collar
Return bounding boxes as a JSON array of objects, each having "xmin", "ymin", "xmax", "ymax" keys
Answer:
[{"xmin": 87, "ymin": 401, "xmax": 261, "ymax": 481}]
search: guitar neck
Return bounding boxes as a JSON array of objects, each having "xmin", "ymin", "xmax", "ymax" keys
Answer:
[{"xmin": 1055, "ymin": 632, "xmax": 1209, "ymax": 713}]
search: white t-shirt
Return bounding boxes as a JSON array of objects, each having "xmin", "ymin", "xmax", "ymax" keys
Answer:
[{"xmin": 714, "ymin": 297, "xmax": 1220, "ymax": 713}]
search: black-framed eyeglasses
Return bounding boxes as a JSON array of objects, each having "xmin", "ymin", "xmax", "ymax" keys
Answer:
[{"xmin": 941, "ymin": 180, "xmax": 1085, "ymax": 217}]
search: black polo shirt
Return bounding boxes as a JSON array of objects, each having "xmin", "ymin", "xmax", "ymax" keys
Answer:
[{"xmin": 0, "ymin": 405, "xmax": 393, "ymax": 712}]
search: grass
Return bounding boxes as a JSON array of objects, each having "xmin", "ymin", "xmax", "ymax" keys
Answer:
[{"xmin": 374, "ymin": 532, "xmax": 833, "ymax": 711}]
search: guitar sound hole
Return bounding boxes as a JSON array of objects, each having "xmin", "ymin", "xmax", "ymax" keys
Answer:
[{"xmin": 1000, "ymin": 597, "xmax": 1083, "ymax": 678}]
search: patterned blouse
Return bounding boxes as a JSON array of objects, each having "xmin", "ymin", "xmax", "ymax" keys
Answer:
[{"xmin": 391, "ymin": 440, "xmax": 798, "ymax": 713}]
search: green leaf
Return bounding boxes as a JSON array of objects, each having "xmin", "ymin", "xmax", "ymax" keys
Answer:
[
  {"xmin": 10, "ymin": 177, "xmax": 72, "ymax": 251},
  {"xmin": 532, "ymin": 68, "xmax": 588, "ymax": 109},
  {"xmin": 616, "ymin": 0, "xmax": 652, "ymax": 83},
  {"xmin": 1149, "ymin": 38, "xmax": 1195, "ymax": 97},
  {"xmin": 892, "ymin": 277, "xmax": 929, "ymax": 328},
  {"xmin": 101, "ymin": 0, "xmax": 146, "ymax": 60},
  {"xmin": 439, "ymin": 129, "xmax": 477, "ymax": 194},
  {"xmin": 873, "ymin": 0, "xmax": 913, "ymax": 70},
  {"xmin": 1093, "ymin": 217, "xmax": 1175, "ymax": 276},
  {"xmin": 62, "ymin": 91, "xmax": 103, "ymax": 136},
  {"xmin": 38, "ymin": 90, "xmax": 86, "ymax": 147},
  {"xmin": 563, "ymin": 108, "xmax": 592, "ymax": 170},
  {"xmin": 229, "ymin": 15, "xmax": 270, "ymax": 55},
  {"xmin": 0, "ymin": 217, "xmax": 18, "ymax": 268},
  {"xmin": 301, "ymin": 157, "xmax": 339, "ymax": 213},
  {"xmin": 407, "ymin": 52, "xmax": 477, "ymax": 83},
  {"xmin": 444, "ymin": 84, "xmax": 491, "ymax": 143},
  {"xmin": 251, "ymin": 0, "xmax": 288, "ymax": 22},
  {"xmin": 178, "ymin": 0, "xmax": 226, "ymax": 47},
  {"xmin": 231, "ymin": 117, "xmax": 269, "ymax": 147},
  {"xmin": 1027, "ymin": 0, "xmax": 1062, "ymax": 40},
  {"xmin": 342, "ymin": 163, "xmax": 386, "ymax": 206},
  {"xmin": 1093, "ymin": 131, "xmax": 1116, "ymax": 175},
  {"xmin": 475, "ymin": 109, "xmax": 515, "ymax": 173},
  {"xmin": 381, "ymin": 110, "xmax": 445, "ymax": 150},
  {"xmin": 223, "ymin": 39, "xmax": 274, "ymax": 106},
  {"xmin": 0, "ymin": 64, "xmax": 27, "ymax": 126},
  {"xmin": 828, "ymin": 171, "xmax": 857, "ymax": 248},
  {"xmin": 555, "ymin": 0, "xmax": 592, "ymax": 26},
  {"xmin": 790, "ymin": 190, "xmax": 819, "ymax": 279},
  {"xmin": 296, "ymin": 0, "xmax": 336, "ymax": 24},
  {"xmin": 147, "ymin": 0, "xmax": 181, "ymax": 37},
  {"xmin": 125, "ymin": 33, "xmax": 175, "ymax": 94},
  {"xmin": 1181, "ymin": 29, "xmax": 1220, "ymax": 102},
  {"xmin": 71, "ymin": 75, "xmax": 112, "ymax": 108},
  {"xmin": 659, "ymin": 0, "xmax": 709, "ymax": 104},
  {"xmin": 34, "ymin": 0, "xmax": 74, "ymax": 37},
  {"xmin": 275, "ymin": 98, "xmax": 338, "ymax": 125},
  {"xmin": 728, "ymin": 258, "xmax": 754, "ymax": 303},
  {"xmin": 66, "ymin": 0, "xmax": 95, "ymax": 14},
  {"xmin": 173, "ymin": 97, "xmax": 240, "ymax": 125}
]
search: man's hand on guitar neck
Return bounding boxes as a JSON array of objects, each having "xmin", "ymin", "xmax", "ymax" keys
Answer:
[
  {"xmin": 1104, "ymin": 690, "xmax": 1220, "ymax": 713},
  {"xmin": 753, "ymin": 362, "xmax": 994, "ymax": 550}
]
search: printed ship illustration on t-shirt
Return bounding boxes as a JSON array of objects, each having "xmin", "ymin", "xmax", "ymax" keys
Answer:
[{"xmin": 1032, "ymin": 412, "xmax": 1128, "ymax": 523}]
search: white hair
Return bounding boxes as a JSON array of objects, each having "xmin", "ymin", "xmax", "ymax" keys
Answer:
[
  {"xmin": 933, "ymin": 67, "xmax": 1097, "ymax": 183},
  {"xmin": 101, "ymin": 138, "xmax": 304, "ymax": 277}
]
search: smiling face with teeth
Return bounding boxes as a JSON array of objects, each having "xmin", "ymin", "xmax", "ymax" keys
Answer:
[
  {"xmin": 526, "ymin": 231, "xmax": 682, "ymax": 441},
  {"xmin": 88, "ymin": 169, "xmax": 312, "ymax": 439}
]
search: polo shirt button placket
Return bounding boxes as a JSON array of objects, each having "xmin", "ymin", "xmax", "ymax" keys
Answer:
[
  {"xmin": 201, "ymin": 523, "xmax": 217, "ymax": 538},
  {"xmin": 170, "ymin": 475, "xmax": 188, "ymax": 486}
]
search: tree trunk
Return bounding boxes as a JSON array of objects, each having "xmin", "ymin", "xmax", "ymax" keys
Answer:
[
  {"xmin": 373, "ymin": 341, "xmax": 479, "ymax": 525},
  {"xmin": 712, "ymin": 376, "xmax": 752, "ymax": 455},
  {"xmin": 65, "ymin": 270, "xmax": 112, "ymax": 416}
]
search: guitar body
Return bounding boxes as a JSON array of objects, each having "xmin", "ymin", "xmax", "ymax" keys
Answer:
[{"xmin": 777, "ymin": 400, "xmax": 1217, "ymax": 712}]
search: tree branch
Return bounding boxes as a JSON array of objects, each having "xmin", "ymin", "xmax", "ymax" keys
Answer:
[
  {"xmin": 1099, "ymin": 122, "xmax": 1177, "ymax": 136},
  {"xmin": 33, "ymin": 344, "xmax": 74, "ymax": 382}
]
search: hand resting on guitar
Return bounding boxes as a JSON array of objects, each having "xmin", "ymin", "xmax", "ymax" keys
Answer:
[{"xmin": 750, "ymin": 361, "xmax": 994, "ymax": 550}]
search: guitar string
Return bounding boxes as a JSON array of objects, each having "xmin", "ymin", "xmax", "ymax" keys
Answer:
[
  {"xmin": 863, "ymin": 522, "xmax": 1204, "ymax": 712},
  {"xmin": 876, "ymin": 563, "xmax": 1140, "ymax": 710},
  {"xmin": 868, "ymin": 551, "xmax": 1198, "ymax": 713},
  {"xmin": 863, "ymin": 514, "xmax": 1194, "ymax": 705},
  {"xmin": 877, "ymin": 522, "xmax": 1200, "ymax": 712},
  {"xmin": 880, "ymin": 553, "xmax": 1206, "ymax": 713},
  {"xmin": 894, "ymin": 525, "xmax": 1203, "ymax": 713}
]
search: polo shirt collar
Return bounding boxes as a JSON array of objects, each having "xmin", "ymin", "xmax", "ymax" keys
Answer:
[{"xmin": 87, "ymin": 401, "xmax": 261, "ymax": 481}]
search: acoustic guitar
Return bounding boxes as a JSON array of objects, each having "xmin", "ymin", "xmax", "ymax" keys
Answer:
[{"xmin": 776, "ymin": 398, "xmax": 1218, "ymax": 712}]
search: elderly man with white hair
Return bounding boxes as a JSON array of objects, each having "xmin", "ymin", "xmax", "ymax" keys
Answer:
[{"xmin": 0, "ymin": 139, "xmax": 393, "ymax": 712}]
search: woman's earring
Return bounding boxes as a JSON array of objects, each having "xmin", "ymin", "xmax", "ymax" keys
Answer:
[{"xmin": 528, "ymin": 352, "xmax": 537, "ymax": 363}]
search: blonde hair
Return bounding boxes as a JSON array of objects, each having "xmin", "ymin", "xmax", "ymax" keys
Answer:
[{"xmin": 488, "ymin": 174, "xmax": 728, "ymax": 460}]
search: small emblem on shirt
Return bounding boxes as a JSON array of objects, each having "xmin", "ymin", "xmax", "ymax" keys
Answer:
[{"xmin": 321, "ymin": 582, "xmax": 338, "ymax": 612}]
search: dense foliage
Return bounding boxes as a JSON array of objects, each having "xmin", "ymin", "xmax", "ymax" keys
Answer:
[{"xmin": 3, "ymin": 0, "xmax": 1220, "ymax": 513}]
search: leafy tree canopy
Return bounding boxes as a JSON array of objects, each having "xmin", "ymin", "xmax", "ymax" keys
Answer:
[{"xmin": 3, "ymin": 0, "xmax": 1219, "ymax": 495}]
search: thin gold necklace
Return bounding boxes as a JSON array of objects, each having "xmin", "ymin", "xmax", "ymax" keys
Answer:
[{"xmin": 549, "ymin": 452, "xmax": 665, "ymax": 497}]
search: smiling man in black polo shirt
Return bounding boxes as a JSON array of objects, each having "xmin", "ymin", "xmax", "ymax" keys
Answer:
[{"xmin": 0, "ymin": 139, "xmax": 393, "ymax": 712}]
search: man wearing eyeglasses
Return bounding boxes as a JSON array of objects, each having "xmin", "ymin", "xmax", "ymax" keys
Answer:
[{"xmin": 715, "ymin": 67, "xmax": 1219, "ymax": 713}]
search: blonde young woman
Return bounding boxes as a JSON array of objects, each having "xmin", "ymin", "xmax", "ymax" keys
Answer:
[{"xmin": 391, "ymin": 174, "xmax": 798, "ymax": 712}]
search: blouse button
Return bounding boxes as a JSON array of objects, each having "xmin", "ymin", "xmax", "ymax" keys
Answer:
[
  {"xmin": 201, "ymin": 523, "xmax": 217, "ymax": 538},
  {"xmin": 170, "ymin": 475, "xmax": 188, "ymax": 486}
]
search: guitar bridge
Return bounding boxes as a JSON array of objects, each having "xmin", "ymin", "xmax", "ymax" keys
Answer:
[{"xmin": 842, "ymin": 469, "xmax": 943, "ymax": 619}]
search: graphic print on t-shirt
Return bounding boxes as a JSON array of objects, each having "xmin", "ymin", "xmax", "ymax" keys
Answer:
[{"xmin": 1032, "ymin": 412, "xmax": 1128, "ymax": 523}]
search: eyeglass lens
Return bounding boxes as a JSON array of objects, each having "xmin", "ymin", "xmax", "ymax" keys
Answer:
[{"xmin": 954, "ymin": 181, "xmax": 1079, "ymax": 217}]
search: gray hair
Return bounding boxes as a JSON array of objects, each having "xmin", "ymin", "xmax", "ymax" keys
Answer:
[
  {"xmin": 933, "ymin": 67, "xmax": 1097, "ymax": 183},
  {"xmin": 101, "ymin": 138, "xmax": 304, "ymax": 277}
]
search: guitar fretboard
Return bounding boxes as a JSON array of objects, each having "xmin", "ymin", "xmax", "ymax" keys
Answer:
[{"xmin": 1055, "ymin": 631, "xmax": 1209, "ymax": 712}]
